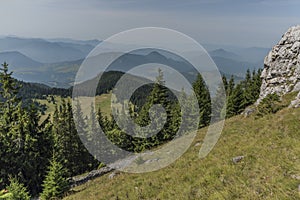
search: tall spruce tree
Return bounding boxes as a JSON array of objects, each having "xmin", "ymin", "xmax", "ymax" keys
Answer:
[
  {"xmin": 241, "ymin": 69, "xmax": 254, "ymax": 108},
  {"xmin": 40, "ymin": 155, "xmax": 69, "ymax": 200},
  {"xmin": 222, "ymin": 75, "xmax": 228, "ymax": 93},
  {"xmin": 251, "ymin": 69, "xmax": 262, "ymax": 102},
  {"xmin": 53, "ymin": 99, "xmax": 98, "ymax": 176},
  {"xmin": 211, "ymin": 77, "xmax": 227, "ymax": 120},
  {"xmin": 227, "ymin": 75, "xmax": 235, "ymax": 97},
  {"xmin": 141, "ymin": 69, "xmax": 173, "ymax": 139},
  {"xmin": 226, "ymin": 83, "xmax": 244, "ymax": 117},
  {"xmin": 192, "ymin": 74, "xmax": 211, "ymax": 128}
]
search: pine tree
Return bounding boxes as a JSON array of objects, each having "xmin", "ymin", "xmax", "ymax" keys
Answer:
[
  {"xmin": 97, "ymin": 107, "xmax": 109, "ymax": 132},
  {"xmin": 5, "ymin": 177, "xmax": 31, "ymax": 200},
  {"xmin": 54, "ymin": 99, "xmax": 98, "ymax": 176},
  {"xmin": 211, "ymin": 79, "xmax": 227, "ymax": 120},
  {"xmin": 142, "ymin": 69, "xmax": 172, "ymax": 139},
  {"xmin": 192, "ymin": 74, "xmax": 211, "ymax": 128},
  {"xmin": 226, "ymin": 83, "xmax": 244, "ymax": 117},
  {"xmin": 222, "ymin": 69, "xmax": 262, "ymax": 118},
  {"xmin": 89, "ymin": 103, "xmax": 98, "ymax": 134},
  {"xmin": 40, "ymin": 156, "xmax": 69, "ymax": 200},
  {"xmin": 0, "ymin": 62, "xmax": 21, "ymax": 110},
  {"xmin": 227, "ymin": 75, "xmax": 235, "ymax": 97},
  {"xmin": 20, "ymin": 103, "xmax": 54, "ymax": 194},
  {"xmin": 222, "ymin": 75, "xmax": 228, "ymax": 93},
  {"xmin": 241, "ymin": 69, "xmax": 254, "ymax": 108},
  {"xmin": 251, "ymin": 69, "xmax": 262, "ymax": 102},
  {"xmin": 169, "ymin": 101, "xmax": 181, "ymax": 135},
  {"xmin": 180, "ymin": 90, "xmax": 200, "ymax": 133},
  {"xmin": 129, "ymin": 69, "xmax": 178, "ymax": 151}
]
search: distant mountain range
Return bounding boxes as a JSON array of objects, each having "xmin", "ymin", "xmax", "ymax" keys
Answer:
[
  {"xmin": 0, "ymin": 36, "xmax": 100, "ymax": 63},
  {"xmin": 0, "ymin": 36, "xmax": 270, "ymax": 88}
]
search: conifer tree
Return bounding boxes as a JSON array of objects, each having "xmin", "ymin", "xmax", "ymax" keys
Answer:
[
  {"xmin": 89, "ymin": 103, "xmax": 98, "ymax": 133},
  {"xmin": 139, "ymin": 69, "xmax": 173, "ymax": 141},
  {"xmin": 53, "ymin": 99, "xmax": 98, "ymax": 176},
  {"xmin": 226, "ymin": 83, "xmax": 244, "ymax": 117},
  {"xmin": 227, "ymin": 75, "xmax": 235, "ymax": 97},
  {"xmin": 180, "ymin": 90, "xmax": 200, "ymax": 133},
  {"xmin": 192, "ymin": 74, "xmax": 211, "ymax": 127},
  {"xmin": 40, "ymin": 156, "xmax": 69, "ymax": 200},
  {"xmin": 251, "ymin": 69, "xmax": 262, "ymax": 102},
  {"xmin": 0, "ymin": 62, "xmax": 21, "ymax": 110},
  {"xmin": 5, "ymin": 177, "xmax": 31, "ymax": 200},
  {"xmin": 97, "ymin": 107, "xmax": 109, "ymax": 132},
  {"xmin": 211, "ymin": 79, "xmax": 227, "ymax": 120},
  {"xmin": 222, "ymin": 75, "xmax": 228, "ymax": 93},
  {"xmin": 241, "ymin": 69, "xmax": 254, "ymax": 108}
]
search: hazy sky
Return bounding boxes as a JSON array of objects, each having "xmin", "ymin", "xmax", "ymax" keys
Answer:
[{"xmin": 0, "ymin": 0, "xmax": 299, "ymax": 47}]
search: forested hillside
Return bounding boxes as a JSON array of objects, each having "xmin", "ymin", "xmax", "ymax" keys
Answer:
[{"xmin": 0, "ymin": 61, "xmax": 265, "ymax": 199}]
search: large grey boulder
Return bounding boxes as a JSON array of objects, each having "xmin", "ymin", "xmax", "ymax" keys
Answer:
[{"xmin": 257, "ymin": 25, "xmax": 300, "ymax": 107}]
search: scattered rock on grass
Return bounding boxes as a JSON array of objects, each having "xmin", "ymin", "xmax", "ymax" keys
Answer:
[
  {"xmin": 291, "ymin": 174, "xmax": 300, "ymax": 180},
  {"xmin": 243, "ymin": 107, "xmax": 255, "ymax": 117},
  {"xmin": 232, "ymin": 156, "xmax": 245, "ymax": 164}
]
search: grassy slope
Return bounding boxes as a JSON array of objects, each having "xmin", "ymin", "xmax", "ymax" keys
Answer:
[{"xmin": 64, "ymin": 106, "xmax": 300, "ymax": 200}]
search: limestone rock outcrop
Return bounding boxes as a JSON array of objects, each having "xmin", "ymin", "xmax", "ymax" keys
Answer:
[{"xmin": 257, "ymin": 25, "xmax": 300, "ymax": 107}]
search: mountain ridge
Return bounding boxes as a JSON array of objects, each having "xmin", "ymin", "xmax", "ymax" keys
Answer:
[{"xmin": 0, "ymin": 36, "xmax": 269, "ymax": 87}]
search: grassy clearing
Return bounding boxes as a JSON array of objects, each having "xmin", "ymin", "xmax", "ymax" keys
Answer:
[
  {"xmin": 64, "ymin": 106, "xmax": 300, "ymax": 200},
  {"xmin": 36, "ymin": 96, "xmax": 64, "ymax": 122},
  {"xmin": 37, "ymin": 93, "xmax": 112, "ymax": 122}
]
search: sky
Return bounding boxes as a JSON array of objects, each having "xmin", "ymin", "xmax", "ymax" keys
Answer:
[{"xmin": 0, "ymin": 0, "xmax": 299, "ymax": 47}]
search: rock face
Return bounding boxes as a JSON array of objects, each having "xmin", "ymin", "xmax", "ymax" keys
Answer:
[{"xmin": 257, "ymin": 25, "xmax": 300, "ymax": 107}]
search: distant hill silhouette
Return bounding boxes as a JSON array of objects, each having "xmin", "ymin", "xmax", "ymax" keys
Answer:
[
  {"xmin": 0, "ymin": 37, "xmax": 98, "ymax": 63},
  {"xmin": 0, "ymin": 51, "xmax": 42, "ymax": 70}
]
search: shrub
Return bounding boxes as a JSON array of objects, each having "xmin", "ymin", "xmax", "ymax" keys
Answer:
[{"xmin": 256, "ymin": 93, "xmax": 283, "ymax": 117}]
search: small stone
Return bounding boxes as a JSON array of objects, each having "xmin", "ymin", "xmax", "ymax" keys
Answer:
[
  {"xmin": 243, "ymin": 107, "xmax": 255, "ymax": 117},
  {"xmin": 195, "ymin": 142, "xmax": 201, "ymax": 147},
  {"xmin": 232, "ymin": 156, "xmax": 244, "ymax": 164}
]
